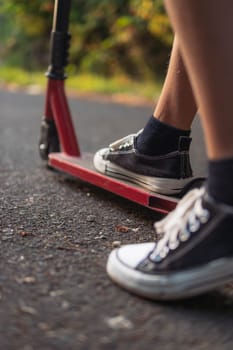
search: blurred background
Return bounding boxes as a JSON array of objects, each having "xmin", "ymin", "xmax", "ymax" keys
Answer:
[{"xmin": 0, "ymin": 0, "xmax": 173, "ymax": 100}]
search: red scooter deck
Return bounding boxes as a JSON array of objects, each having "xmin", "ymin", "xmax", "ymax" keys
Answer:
[
  {"xmin": 40, "ymin": 0, "xmax": 189, "ymax": 215},
  {"xmin": 49, "ymin": 152, "xmax": 178, "ymax": 214}
]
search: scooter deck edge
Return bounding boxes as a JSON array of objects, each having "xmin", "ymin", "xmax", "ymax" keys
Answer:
[{"xmin": 49, "ymin": 152, "xmax": 178, "ymax": 214}]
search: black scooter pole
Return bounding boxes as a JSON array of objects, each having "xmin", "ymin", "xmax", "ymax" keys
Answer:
[
  {"xmin": 39, "ymin": 0, "xmax": 74, "ymax": 160},
  {"xmin": 47, "ymin": 0, "xmax": 72, "ymax": 80}
]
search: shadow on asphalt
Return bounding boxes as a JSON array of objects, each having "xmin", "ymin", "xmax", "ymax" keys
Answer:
[{"xmin": 162, "ymin": 288, "xmax": 233, "ymax": 313}]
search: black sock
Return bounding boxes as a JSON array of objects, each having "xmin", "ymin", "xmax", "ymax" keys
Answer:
[
  {"xmin": 207, "ymin": 158, "xmax": 233, "ymax": 206},
  {"xmin": 136, "ymin": 116, "xmax": 191, "ymax": 156}
]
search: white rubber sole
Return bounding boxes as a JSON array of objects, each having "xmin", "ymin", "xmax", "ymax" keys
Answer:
[
  {"xmin": 107, "ymin": 249, "xmax": 233, "ymax": 300},
  {"xmin": 94, "ymin": 149, "xmax": 193, "ymax": 195}
]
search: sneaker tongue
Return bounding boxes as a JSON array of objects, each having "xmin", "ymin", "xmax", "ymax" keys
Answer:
[{"xmin": 204, "ymin": 191, "xmax": 233, "ymax": 215}]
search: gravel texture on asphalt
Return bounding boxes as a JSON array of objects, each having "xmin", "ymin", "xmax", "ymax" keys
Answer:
[{"xmin": 0, "ymin": 90, "xmax": 233, "ymax": 350}]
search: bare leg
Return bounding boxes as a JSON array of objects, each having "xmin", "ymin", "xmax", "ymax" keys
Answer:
[
  {"xmin": 154, "ymin": 36, "xmax": 197, "ymax": 130},
  {"xmin": 164, "ymin": 0, "xmax": 233, "ymax": 159},
  {"xmin": 106, "ymin": 0, "xmax": 233, "ymax": 300},
  {"xmin": 94, "ymin": 30, "xmax": 197, "ymax": 193}
]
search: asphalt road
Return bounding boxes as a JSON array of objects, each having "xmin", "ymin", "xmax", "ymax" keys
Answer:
[{"xmin": 0, "ymin": 88, "xmax": 232, "ymax": 350}]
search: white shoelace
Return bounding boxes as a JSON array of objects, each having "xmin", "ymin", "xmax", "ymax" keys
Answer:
[
  {"xmin": 109, "ymin": 130, "xmax": 143, "ymax": 151},
  {"xmin": 150, "ymin": 187, "xmax": 210, "ymax": 262}
]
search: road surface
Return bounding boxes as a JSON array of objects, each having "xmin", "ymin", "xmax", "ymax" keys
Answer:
[{"xmin": 1, "ymin": 88, "xmax": 232, "ymax": 350}]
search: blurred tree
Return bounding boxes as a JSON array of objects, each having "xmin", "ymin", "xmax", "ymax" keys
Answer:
[
  {"xmin": 0, "ymin": 1, "xmax": 53, "ymax": 68},
  {"xmin": 0, "ymin": 0, "xmax": 173, "ymax": 79},
  {"xmin": 70, "ymin": 0, "xmax": 173, "ymax": 79}
]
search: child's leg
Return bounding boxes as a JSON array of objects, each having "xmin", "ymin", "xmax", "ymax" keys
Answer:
[
  {"xmin": 165, "ymin": 0, "xmax": 233, "ymax": 160},
  {"xmin": 165, "ymin": 0, "xmax": 233, "ymax": 205},
  {"xmin": 94, "ymin": 37, "xmax": 197, "ymax": 194},
  {"xmin": 106, "ymin": 0, "xmax": 233, "ymax": 300},
  {"xmin": 153, "ymin": 36, "xmax": 196, "ymax": 130}
]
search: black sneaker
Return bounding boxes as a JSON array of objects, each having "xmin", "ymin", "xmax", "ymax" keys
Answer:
[
  {"xmin": 94, "ymin": 131, "xmax": 193, "ymax": 195},
  {"xmin": 106, "ymin": 187, "xmax": 233, "ymax": 300}
]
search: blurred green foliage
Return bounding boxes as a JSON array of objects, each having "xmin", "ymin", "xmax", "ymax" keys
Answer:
[{"xmin": 0, "ymin": 0, "xmax": 173, "ymax": 81}]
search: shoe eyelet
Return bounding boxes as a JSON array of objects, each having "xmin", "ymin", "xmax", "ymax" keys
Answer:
[
  {"xmin": 160, "ymin": 246, "xmax": 169, "ymax": 259},
  {"xmin": 155, "ymin": 255, "xmax": 162, "ymax": 262},
  {"xmin": 150, "ymin": 252, "xmax": 162, "ymax": 262},
  {"xmin": 199, "ymin": 210, "xmax": 210, "ymax": 223},
  {"xmin": 189, "ymin": 220, "xmax": 200, "ymax": 233},
  {"xmin": 168, "ymin": 239, "xmax": 180, "ymax": 250},
  {"xmin": 179, "ymin": 227, "xmax": 191, "ymax": 242}
]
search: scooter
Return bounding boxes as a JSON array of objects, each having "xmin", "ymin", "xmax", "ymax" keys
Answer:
[{"xmin": 39, "ymin": 0, "xmax": 204, "ymax": 214}]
